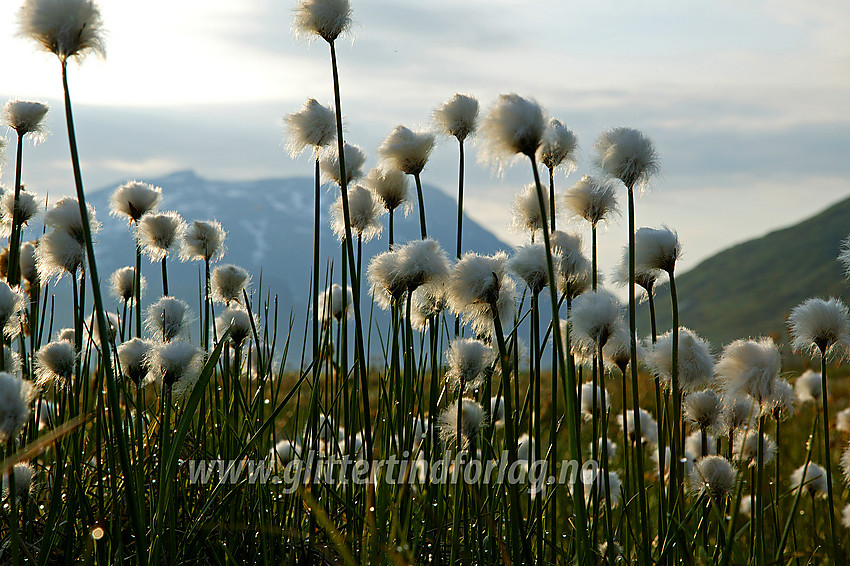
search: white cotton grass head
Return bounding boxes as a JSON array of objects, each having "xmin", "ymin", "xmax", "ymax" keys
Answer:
[
  {"xmin": 479, "ymin": 94, "xmax": 546, "ymax": 168},
  {"xmin": 36, "ymin": 229, "xmax": 84, "ymax": 280},
  {"xmin": 35, "ymin": 339, "xmax": 75, "ymax": 387},
  {"xmin": 364, "ymin": 165, "xmax": 410, "ymax": 214},
  {"xmin": 564, "ymin": 175, "xmax": 619, "ymax": 227},
  {"xmin": 510, "ymin": 183, "xmax": 549, "ymax": 236},
  {"xmin": 397, "ymin": 238, "xmax": 451, "ymax": 292},
  {"xmin": 368, "ymin": 249, "xmax": 405, "ymax": 309},
  {"xmin": 516, "ymin": 433, "xmax": 534, "ymax": 462},
  {"xmin": 0, "ymin": 371, "xmax": 36, "ymax": 441},
  {"xmin": 378, "ymin": 125, "xmax": 436, "ymax": 176},
  {"xmin": 109, "ymin": 181, "xmax": 161, "ymax": 223},
  {"xmin": 117, "ymin": 337, "xmax": 151, "ymax": 385},
  {"xmin": 211, "ymin": 264, "xmax": 251, "ymax": 306},
  {"xmin": 445, "ymin": 338, "xmax": 495, "ymax": 393},
  {"xmin": 841, "ymin": 445, "xmax": 850, "ymax": 485},
  {"xmin": 838, "ymin": 236, "xmax": 850, "ymax": 279},
  {"xmin": 433, "ymin": 93, "xmax": 479, "ymax": 142},
  {"xmin": 602, "ymin": 323, "xmax": 639, "ymax": 373},
  {"xmin": 720, "ymin": 394, "xmax": 757, "ymax": 434},
  {"xmin": 284, "ymin": 98, "xmax": 336, "ymax": 156},
  {"xmin": 685, "ymin": 430, "xmax": 717, "ymax": 459},
  {"xmin": 273, "ymin": 438, "xmax": 302, "ymax": 465},
  {"xmin": 788, "ymin": 296, "xmax": 850, "ymax": 359},
  {"xmin": 537, "ymin": 118, "xmax": 578, "ymax": 172},
  {"xmin": 330, "ymin": 185, "xmax": 383, "ymax": 242},
  {"xmin": 438, "ymin": 399, "xmax": 487, "ymax": 450},
  {"xmin": 569, "ymin": 290, "xmax": 623, "ymax": 355},
  {"xmin": 689, "ymin": 455, "xmax": 736, "ymax": 503},
  {"xmin": 19, "ymin": 240, "xmax": 39, "ymax": 287},
  {"xmin": 795, "ymin": 369, "xmax": 824, "ymax": 404},
  {"xmin": 0, "ymin": 282, "xmax": 27, "ymax": 338},
  {"xmin": 648, "ymin": 328, "xmax": 714, "ymax": 393},
  {"xmin": 613, "ymin": 244, "xmax": 661, "ymax": 295},
  {"xmin": 617, "ymin": 407, "xmax": 658, "ymax": 445},
  {"xmin": 137, "ymin": 212, "xmax": 184, "ymax": 261},
  {"xmin": 733, "ymin": 429, "xmax": 777, "ymax": 467},
  {"xmin": 146, "ymin": 340, "xmax": 204, "ymax": 402},
  {"xmin": 684, "ymin": 389, "xmax": 722, "ymax": 432},
  {"xmin": 590, "ymin": 438, "xmax": 619, "ymax": 460},
  {"xmin": 145, "ymin": 296, "xmax": 191, "ymax": 342},
  {"xmin": 44, "ymin": 196, "xmax": 99, "ymax": 244},
  {"xmin": 549, "ymin": 230, "xmax": 589, "ymax": 293},
  {"xmin": 635, "ymin": 226, "xmax": 680, "ymax": 274},
  {"xmin": 1, "ymin": 346, "xmax": 22, "ymax": 376},
  {"xmin": 409, "ymin": 283, "xmax": 447, "ymax": 331},
  {"xmin": 716, "ymin": 337, "xmax": 781, "ymax": 404},
  {"xmin": 181, "ymin": 220, "xmax": 226, "ymax": 262},
  {"xmin": 790, "ymin": 463, "xmax": 828, "ymax": 498},
  {"xmin": 1, "ymin": 462, "xmax": 34, "ymax": 501},
  {"xmin": 579, "ymin": 382, "xmax": 608, "ymax": 421},
  {"xmin": 836, "ymin": 408, "xmax": 850, "ymax": 433},
  {"xmin": 447, "ymin": 252, "xmax": 517, "ymax": 335},
  {"xmin": 215, "ymin": 307, "xmax": 256, "ymax": 349},
  {"xmin": 767, "ymin": 378, "xmax": 796, "ymax": 421},
  {"xmin": 0, "ymin": 189, "xmax": 42, "ymax": 236},
  {"xmin": 843, "ymin": 503, "xmax": 850, "ymax": 529},
  {"xmin": 3, "ymin": 100, "xmax": 49, "ymax": 140},
  {"xmin": 292, "ymin": 0, "xmax": 351, "ymax": 43},
  {"xmin": 57, "ymin": 327, "xmax": 75, "ymax": 344},
  {"xmin": 320, "ymin": 143, "xmax": 366, "ymax": 187},
  {"xmin": 582, "ymin": 470, "xmax": 622, "ymax": 507},
  {"xmin": 110, "ymin": 266, "xmax": 143, "ymax": 305},
  {"xmin": 18, "ymin": 0, "xmax": 106, "ymax": 61},
  {"xmin": 594, "ymin": 127, "xmax": 659, "ymax": 189},
  {"xmin": 490, "ymin": 396, "xmax": 505, "ymax": 427},
  {"xmin": 85, "ymin": 312, "xmax": 118, "ymax": 346},
  {"xmin": 318, "ymin": 283, "xmax": 352, "ymax": 324},
  {"xmin": 509, "ymin": 244, "xmax": 549, "ymax": 295}
]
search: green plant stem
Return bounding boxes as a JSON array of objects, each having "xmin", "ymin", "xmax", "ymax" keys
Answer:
[
  {"xmin": 313, "ymin": 157, "xmax": 320, "ymax": 407},
  {"xmin": 548, "ymin": 166, "xmax": 556, "ymax": 232},
  {"xmin": 818, "ymin": 351, "xmax": 838, "ymax": 564},
  {"xmin": 413, "ymin": 172, "xmax": 427, "ymax": 239},
  {"xmin": 135, "ymin": 237, "xmax": 142, "ymax": 338},
  {"xmin": 456, "ymin": 139, "xmax": 465, "ymax": 258},
  {"xmin": 61, "ymin": 59, "xmax": 146, "ymax": 564},
  {"xmin": 669, "ymin": 268, "xmax": 683, "ymax": 534},
  {"xmin": 6, "ymin": 133, "xmax": 24, "ymax": 286},
  {"xmin": 161, "ymin": 257, "xmax": 169, "ymax": 296},
  {"xmin": 388, "ymin": 208, "xmax": 394, "ymax": 250},
  {"xmin": 626, "ymin": 185, "xmax": 651, "ymax": 565},
  {"xmin": 775, "ymin": 413, "xmax": 818, "ymax": 563}
]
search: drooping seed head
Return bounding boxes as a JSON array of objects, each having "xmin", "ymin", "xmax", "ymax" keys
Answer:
[
  {"xmin": 211, "ymin": 264, "xmax": 251, "ymax": 305},
  {"xmin": 85, "ymin": 312, "xmax": 118, "ymax": 346},
  {"xmin": 716, "ymin": 337, "xmax": 781, "ymax": 404},
  {"xmin": 0, "ymin": 282, "xmax": 26, "ymax": 338},
  {"xmin": 733, "ymin": 429, "xmax": 776, "ymax": 468},
  {"xmin": 409, "ymin": 283, "xmax": 447, "ymax": 331},
  {"xmin": 19, "ymin": 240, "xmax": 39, "ymax": 287},
  {"xmin": 594, "ymin": 127, "xmax": 659, "ymax": 189},
  {"xmin": 689, "ymin": 455, "xmax": 736, "ymax": 503},
  {"xmin": 635, "ymin": 226, "xmax": 680, "ymax": 274},
  {"xmin": 330, "ymin": 185, "xmax": 383, "ymax": 242},
  {"xmin": 318, "ymin": 283, "xmax": 352, "ymax": 324},
  {"xmin": 433, "ymin": 93, "xmax": 479, "ymax": 142},
  {"xmin": 364, "ymin": 166, "xmax": 410, "ymax": 214},
  {"xmin": 181, "ymin": 220, "xmax": 226, "ymax": 262},
  {"xmin": 479, "ymin": 94, "xmax": 546, "ymax": 168},
  {"xmin": 617, "ymin": 407, "xmax": 658, "ymax": 445},
  {"xmin": 767, "ymin": 378, "xmax": 796, "ymax": 421},
  {"xmin": 368, "ymin": 249, "xmax": 405, "ymax": 309},
  {"xmin": 396, "ymin": 238, "xmax": 451, "ymax": 294},
  {"xmin": 613, "ymin": 244, "xmax": 660, "ymax": 295},
  {"xmin": 35, "ymin": 229, "xmax": 84, "ymax": 280},
  {"xmin": 137, "ymin": 211, "xmax": 185, "ymax": 261},
  {"xmin": 648, "ymin": 327, "xmax": 714, "ymax": 393},
  {"xmin": 3, "ymin": 100, "xmax": 49, "ymax": 139},
  {"xmin": 569, "ymin": 290, "xmax": 624, "ymax": 356},
  {"xmin": 579, "ymin": 382, "xmax": 609, "ymax": 421},
  {"xmin": 110, "ymin": 266, "xmax": 143, "ymax": 305},
  {"xmin": 319, "ymin": 143, "xmax": 366, "ymax": 187},
  {"xmin": 18, "ymin": 0, "xmax": 106, "ymax": 62},
  {"xmin": 117, "ymin": 337, "xmax": 152, "ymax": 385},
  {"xmin": 378, "ymin": 125, "xmax": 435, "ymax": 176},
  {"xmin": 284, "ymin": 98, "xmax": 336, "ymax": 156},
  {"xmin": 146, "ymin": 340, "xmax": 204, "ymax": 402},
  {"xmin": 110, "ymin": 181, "xmax": 161, "ymax": 222},
  {"xmin": 0, "ymin": 371, "xmax": 36, "ymax": 441},
  {"xmin": 292, "ymin": 0, "xmax": 351, "ymax": 43},
  {"xmin": 445, "ymin": 338, "xmax": 495, "ymax": 393},
  {"xmin": 1, "ymin": 189, "xmax": 42, "ymax": 237},
  {"xmin": 720, "ymin": 393, "xmax": 757, "ymax": 435},
  {"xmin": 447, "ymin": 251, "xmax": 511, "ymax": 319},
  {"xmin": 146, "ymin": 296, "xmax": 191, "ymax": 342},
  {"xmin": 788, "ymin": 296, "xmax": 850, "ymax": 359},
  {"xmin": 537, "ymin": 118, "xmax": 578, "ymax": 172},
  {"xmin": 35, "ymin": 339, "xmax": 75, "ymax": 387}
]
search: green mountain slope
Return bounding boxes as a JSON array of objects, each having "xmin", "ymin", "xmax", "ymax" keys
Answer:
[{"xmin": 639, "ymin": 195, "xmax": 850, "ymax": 349}]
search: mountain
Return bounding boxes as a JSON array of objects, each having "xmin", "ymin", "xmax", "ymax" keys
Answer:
[
  {"xmin": 59, "ymin": 170, "xmax": 511, "ymax": 350},
  {"xmin": 639, "ymin": 195, "xmax": 850, "ymax": 349}
]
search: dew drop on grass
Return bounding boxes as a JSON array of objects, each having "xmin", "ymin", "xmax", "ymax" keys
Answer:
[
  {"xmin": 91, "ymin": 526, "xmax": 105, "ymax": 540},
  {"xmin": 679, "ymin": 457, "xmax": 688, "ymax": 464}
]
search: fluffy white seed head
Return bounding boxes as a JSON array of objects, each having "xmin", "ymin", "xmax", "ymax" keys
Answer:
[
  {"xmin": 537, "ymin": 118, "xmax": 578, "ymax": 172},
  {"xmin": 788, "ymin": 296, "xmax": 850, "ymax": 359},
  {"xmin": 146, "ymin": 341, "xmax": 204, "ymax": 402},
  {"xmin": 767, "ymin": 378, "xmax": 796, "ymax": 421},
  {"xmin": 19, "ymin": 240, "xmax": 39, "ymax": 287},
  {"xmin": 618, "ymin": 407, "xmax": 658, "ymax": 445},
  {"xmin": 564, "ymin": 175, "xmax": 619, "ymax": 227},
  {"xmin": 795, "ymin": 369, "xmax": 824, "ymax": 404},
  {"xmin": 0, "ymin": 372, "xmax": 35, "ymax": 441},
  {"xmin": 368, "ymin": 249, "xmax": 405, "ymax": 309},
  {"xmin": 284, "ymin": 98, "xmax": 336, "ymax": 156},
  {"xmin": 490, "ymin": 396, "xmax": 505, "ymax": 426},
  {"xmin": 397, "ymin": 238, "xmax": 451, "ymax": 292},
  {"xmin": 364, "ymin": 166, "xmax": 410, "ymax": 213},
  {"xmin": 594, "ymin": 127, "xmax": 659, "ymax": 189},
  {"xmin": 463, "ymin": 277, "xmax": 517, "ymax": 338},
  {"xmin": 318, "ymin": 283, "xmax": 352, "ymax": 323},
  {"xmin": 685, "ymin": 430, "xmax": 716, "ymax": 459},
  {"xmin": 843, "ymin": 503, "xmax": 850, "ymax": 529},
  {"xmin": 602, "ymin": 323, "xmax": 638, "ymax": 373},
  {"xmin": 479, "ymin": 94, "xmax": 546, "ymax": 167},
  {"xmin": 57, "ymin": 327, "xmax": 75, "ymax": 344},
  {"xmin": 18, "ymin": 0, "xmax": 106, "ymax": 61},
  {"xmin": 3, "ymin": 100, "xmax": 49, "ymax": 139},
  {"xmin": 36, "ymin": 229, "xmax": 84, "ymax": 280},
  {"xmin": 569, "ymin": 290, "xmax": 624, "ymax": 356},
  {"xmin": 320, "ymin": 143, "xmax": 366, "ymax": 187},
  {"xmin": 438, "ymin": 399, "xmax": 486, "ymax": 450},
  {"xmin": 613, "ymin": 244, "xmax": 660, "ymax": 295},
  {"xmin": 211, "ymin": 264, "xmax": 251, "ymax": 305},
  {"xmin": 409, "ymin": 283, "xmax": 447, "ymax": 331},
  {"xmin": 716, "ymin": 337, "xmax": 781, "ymax": 404},
  {"xmin": 445, "ymin": 338, "xmax": 495, "ymax": 393},
  {"xmin": 110, "ymin": 181, "xmax": 161, "ymax": 222},
  {"xmin": 549, "ymin": 230, "xmax": 589, "ymax": 294},
  {"xmin": 635, "ymin": 226, "xmax": 680, "ymax": 274},
  {"xmin": 509, "ymin": 244, "xmax": 549, "ymax": 294},
  {"xmin": 44, "ymin": 196, "xmax": 99, "ymax": 244},
  {"xmin": 35, "ymin": 340, "xmax": 75, "ymax": 387},
  {"xmin": 580, "ymin": 382, "xmax": 609, "ymax": 421},
  {"xmin": 790, "ymin": 463, "xmax": 828, "ymax": 497},
  {"xmin": 0, "ymin": 346, "xmax": 21, "ymax": 377},
  {"xmin": 137, "ymin": 211, "xmax": 185, "ymax": 261},
  {"xmin": 838, "ymin": 236, "xmax": 850, "ymax": 279},
  {"xmin": 1, "ymin": 462, "xmax": 34, "ymax": 500},
  {"xmin": 689, "ymin": 455, "xmax": 736, "ymax": 502},
  {"xmin": 181, "ymin": 220, "xmax": 226, "ymax": 262},
  {"xmin": 85, "ymin": 312, "xmax": 118, "ymax": 346},
  {"xmin": 0, "ymin": 189, "xmax": 42, "ymax": 237},
  {"xmin": 590, "ymin": 438, "xmax": 619, "ymax": 461},
  {"xmin": 684, "ymin": 389, "xmax": 722, "ymax": 432},
  {"xmin": 293, "ymin": 0, "xmax": 351, "ymax": 43},
  {"xmin": 216, "ymin": 307, "xmax": 256, "ymax": 349},
  {"xmin": 110, "ymin": 266, "xmax": 143, "ymax": 304},
  {"xmin": 330, "ymin": 185, "xmax": 383, "ymax": 242},
  {"xmin": 433, "ymin": 93, "xmax": 479, "ymax": 142},
  {"xmin": 720, "ymin": 394, "xmax": 757, "ymax": 434},
  {"xmin": 648, "ymin": 328, "xmax": 714, "ymax": 393},
  {"xmin": 378, "ymin": 125, "xmax": 435, "ymax": 176},
  {"xmin": 733, "ymin": 429, "xmax": 776, "ymax": 467},
  {"xmin": 841, "ymin": 445, "xmax": 850, "ymax": 485},
  {"xmin": 447, "ymin": 251, "xmax": 511, "ymax": 318},
  {"xmin": 582, "ymin": 470, "xmax": 622, "ymax": 507},
  {"xmin": 510, "ymin": 183, "xmax": 549, "ymax": 236},
  {"xmin": 273, "ymin": 438, "xmax": 302, "ymax": 465},
  {"xmin": 0, "ymin": 282, "xmax": 26, "ymax": 338},
  {"xmin": 117, "ymin": 337, "xmax": 151, "ymax": 385},
  {"xmin": 836, "ymin": 408, "xmax": 850, "ymax": 433},
  {"xmin": 146, "ymin": 296, "xmax": 191, "ymax": 342}
]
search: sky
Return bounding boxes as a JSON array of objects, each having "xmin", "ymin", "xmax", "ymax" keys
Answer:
[{"xmin": 1, "ymin": 0, "xmax": 849, "ymax": 282}]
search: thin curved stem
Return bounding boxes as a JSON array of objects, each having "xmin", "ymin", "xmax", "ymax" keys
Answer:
[
  {"xmin": 6, "ymin": 133, "xmax": 25, "ymax": 286},
  {"xmin": 414, "ymin": 172, "xmax": 427, "ymax": 239},
  {"xmin": 819, "ymin": 351, "xmax": 838, "ymax": 564}
]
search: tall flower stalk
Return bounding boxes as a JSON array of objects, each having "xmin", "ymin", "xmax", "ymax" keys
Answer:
[
  {"xmin": 378, "ymin": 125, "xmax": 435, "ymax": 239},
  {"xmin": 537, "ymin": 118, "xmax": 577, "ymax": 232}
]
